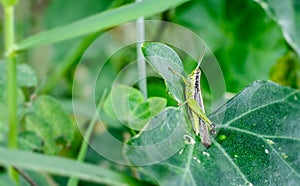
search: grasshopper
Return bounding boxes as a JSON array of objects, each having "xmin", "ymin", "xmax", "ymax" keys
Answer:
[{"xmin": 169, "ymin": 48, "xmax": 215, "ymax": 148}]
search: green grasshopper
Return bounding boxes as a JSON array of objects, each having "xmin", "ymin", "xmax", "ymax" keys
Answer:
[{"xmin": 169, "ymin": 48, "xmax": 215, "ymax": 148}]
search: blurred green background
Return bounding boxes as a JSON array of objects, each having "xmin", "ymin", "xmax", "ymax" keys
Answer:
[{"xmin": 8, "ymin": 0, "xmax": 298, "ymax": 94}]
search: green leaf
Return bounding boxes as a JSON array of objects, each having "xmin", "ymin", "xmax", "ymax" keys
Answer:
[
  {"xmin": 24, "ymin": 95, "xmax": 74, "ymax": 154},
  {"xmin": 126, "ymin": 107, "xmax": 187, "ymax": 165},
  {"xmin": 0, "ymin": 147, "xmax": 139, "ymax": 186},
  {"xmin": 17, "ymin": 64, "xmax": 38, "ymax": 87},
  {"xmin": 147, "ymin": 97, "xmax": 167, "ymax": 117},
  {"xmin": 126, "ymin": 80, "xmax": 300, "ymax": 185},
  {"xmin": 18, "ymin": 131, "xmax": 42, "ymax": 151},
  {"xmin": 142, "ymin": 42, "xmax": 185, "ymax": 103},
  {"xmin": 33, "ymin": 95, "xmax": 74, "ymax": 143},
  {"xmin": 16, "ymin": 0, "xmax": 190, "ymax": 50},
  {"xmin": 103, "ymin": 84, "xmax": 166, "ymax": 130},
  {"xmin": 103, "ymin": 84, "xmax": 144, "ymax": 121},
  {"xmin": 25, "ymin": 114, "xmax": 58, "ymax": 154},
  {"xmin": 0, "ymin": 62, "xmax": 37, "ymax": 87},
  {"xmin": 132, "ymin": 102, "xmax": 151, "ymax": 120},
  {"xmin": 44, "ymin": 0, "xmax": 114, "ymax": 29},
  {"xmin": 255, "ymin": 0, "xmax": 300, "ymax": 57},
  {"xmin": 0, "ymin": 63, "xmax": 26, "ymax": 129},
  {"xmin": 0, "ymin": 62, "xmax": 37, "ymax": 107}
]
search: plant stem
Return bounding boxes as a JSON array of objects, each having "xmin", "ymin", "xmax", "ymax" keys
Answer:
[
  {"xmin": 13, "ymin": 166, "xmax": 37, "ymax": 186},
  {"xmin": 67, "ymin": 90, "xmax": 107, "ymax": 186},
  {"xmin": 136, "ymin": 0, "xmax": 147, "ymax": 99},
  {"xmin": 4, "ymin": 5, "xmax": 19, "ymax": 183}
]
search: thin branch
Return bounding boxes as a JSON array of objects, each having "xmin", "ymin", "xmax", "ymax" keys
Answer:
[{"xmin": 13, "ymin": 166, "xmax": 37, "ymax": 186}]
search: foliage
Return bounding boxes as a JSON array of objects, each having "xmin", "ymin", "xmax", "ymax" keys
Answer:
[
  {"xmin": 0, "ymin": 0, "xmax": 299, "ymax": 185},
  {"xmin": 132, "ymin": 42, "xmax": 300, "ymax": 185}
]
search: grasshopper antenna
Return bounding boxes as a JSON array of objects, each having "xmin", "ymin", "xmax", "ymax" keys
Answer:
[{"xmin": 195, "ymin": 46, "xmax": 206, "ymax": 70}]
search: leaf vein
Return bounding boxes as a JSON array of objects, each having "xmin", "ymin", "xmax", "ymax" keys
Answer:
[
  {"xmin": 265, "ymin": 139, "xmax": 300, "ymax": 177},
  {"xmin": 180, "ymin": 144, "xmax": 195, "ymax": 186},
  {"xmin": 213, "ymin": 139, "xmax": 251, "ymax": 184},
  {"xmin": 217, "ymin": 126, "xmax": 300, "ymax": 178},
  {"xmin": 223, "ymin": 90, "xmax": 299, "ymax": 127}
]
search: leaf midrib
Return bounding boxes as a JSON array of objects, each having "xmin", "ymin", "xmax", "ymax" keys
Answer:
[{"xmin": 213, "ymin": 138, "xmax": 251, "ymax": 185}]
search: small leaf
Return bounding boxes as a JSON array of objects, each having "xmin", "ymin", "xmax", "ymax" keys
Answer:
[
  {"xmin": 132, "ymin": 102, "xmax": 151, "ymax": 120},
  {"xmin": 18, "ymin": 131, "xmax": 42, "ymax": 151},
  {"xmin": 142, "ymin": 42, "xmax": 185, "ymax": 103},
  {"xmin": 103, "ymin": 84, "xmax": 167, "ymax": 130},
  {"xmin": 33, "ymin": 95, "xmax": 74, "ymax": 143},
  {"xmin": 0, "ymin": 62, "xmax": 35, "ymax": 106},
  {"xmin": 147, "ymin": 97, "xmax": 167, "ymax": 117},
  {"xmin": 17, "ymin": 64, "xmax": 38, "ymax": 87},
  {"xmin": 26, "ymin": 114, "xmax": 58, "ymax": 154},
  {"xmin": 103, "ymin": 84, "xmax": 144, "ymax": 122},
  {"xmin": 0, "ymin": 62, "xmax": 38, "ymax": 88}
]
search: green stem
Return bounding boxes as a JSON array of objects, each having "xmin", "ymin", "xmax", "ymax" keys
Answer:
[
  {"xmin": 67, "ymin": 90, "xmax": 107, "ymax": 186},
  {"xmin": 4, "ymin": 5, "xmax": 19, "ymax": 183},
  {"xmin": 136, "ymin": 0, "xmax": 147, "ymax": 99}
]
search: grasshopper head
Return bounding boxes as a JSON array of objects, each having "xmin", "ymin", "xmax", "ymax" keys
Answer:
[{"xmin": 187, "ymin": 69, "xmax": 201, "ymax": 88}]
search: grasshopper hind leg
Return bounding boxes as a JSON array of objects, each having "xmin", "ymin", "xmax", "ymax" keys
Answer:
[{"xmin": 199, "ymin": 119, "xmax": 211, "ymax": 148}]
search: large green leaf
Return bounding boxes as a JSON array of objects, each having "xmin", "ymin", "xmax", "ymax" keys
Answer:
[
  {"xmin": 0, "ymin": 148, "xmax": 139, "ymax": 186},
  {"xmin": 130, "ymin": 42, "xmax": 300, "ymax": 185},
  {"xmin": 16, "ymin": 0, "xmax": 190, "ymax": 50},
  {"xmin": 254, "ymin": 0, "xmax": 300, "ymax": 57},
  {"xmin": 126, "ymin": 80, "xmax": 300, "ymax": 185}
]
